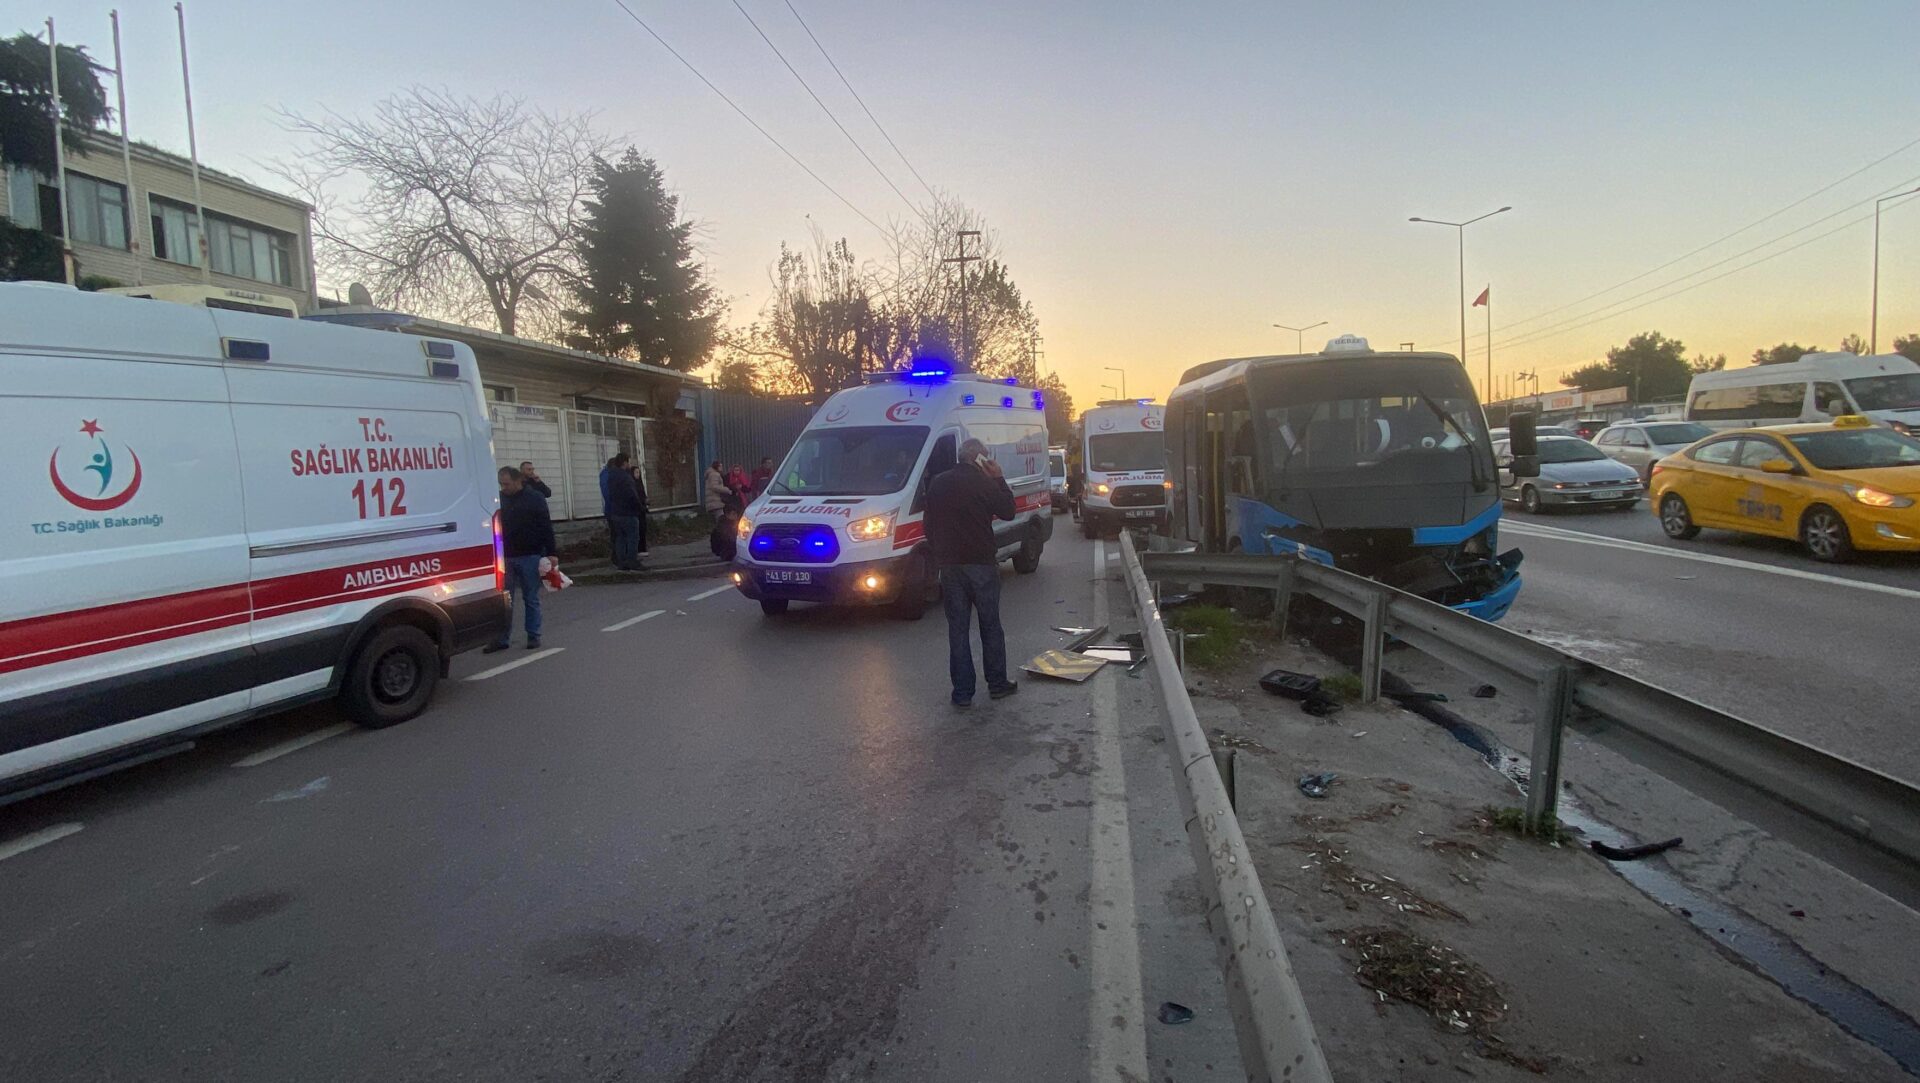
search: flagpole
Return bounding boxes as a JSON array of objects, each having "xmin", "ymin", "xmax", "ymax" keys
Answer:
[
  {"xmin": 46, "ymin": 19, "xmax": 76, "ymax": 284},
  {"xmin": 110, "ymin": 10, "xmax": 143, "ymax": 284},
  {"xmin": 1485, "ymin": 286, "xmax": 1492, "ymax": 406},
  {"xmin": 174, "ymin": 2, "xmax": 210, "ymax": 283}
]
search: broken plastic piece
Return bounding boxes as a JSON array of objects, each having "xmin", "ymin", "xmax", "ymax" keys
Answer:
[
  {"xmin": 1390, "ymin": 690, "xmax": 1449, "ymax": 703},
  {"xmin": 1259, "ymin": 669, "xmax": 1321, "ymax": 699},
  {"xmin": 1298, "ymin": 771, "xmax": 1338, "ymax": 798},
  {"xmin": 1590, "ymin": 837, "xmax": 1682, "ymax": 861},
  {"xmin": 1300, "ymin": 692, "xmax": 1343, "ymax": 716},
  {"xmin": 1159, "ymin": 592, "xmax": 1198, "ymax": 609},
  {"xmin": 1471, "ymin": 685, "xmax": 1497, "ymax": 699},
  {"xmin": 1156, "ymin": 1002, "xmax": 1195, "ymax": 1025}
]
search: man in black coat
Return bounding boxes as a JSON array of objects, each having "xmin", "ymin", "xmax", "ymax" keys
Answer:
[
  {"xmin": 925, "ymin": 438, "xmax": 1019, "ymax": 708},
  {"xmin": 487, "ymin": 466, "xmax": 557, "ymax": 652},
  {"xmin": 605, "ymin": 453, "xmax": 646, "ymax": 571}
]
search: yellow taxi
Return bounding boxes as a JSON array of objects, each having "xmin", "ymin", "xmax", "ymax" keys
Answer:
[{"xmin": 1650, "ymin": 416, "xmax": 1920, "ymax": 562}]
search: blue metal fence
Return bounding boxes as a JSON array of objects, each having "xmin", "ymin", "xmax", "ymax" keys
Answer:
[{"xmin": 697, "ymin": 388, "xmax": 816, "ymax": 478}]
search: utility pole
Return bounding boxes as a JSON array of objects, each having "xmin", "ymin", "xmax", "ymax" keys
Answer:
[
  {"xmin": 1872, "ymin": 187, "xmax": 1920, "ymax": 353},
  {"xmin": 942, "ymin": 229, "xmax": 981, "ymax": 369}
]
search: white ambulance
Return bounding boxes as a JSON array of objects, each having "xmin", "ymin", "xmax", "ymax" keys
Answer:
[
  {"xmin": 1076, "ymin": 399, "xmax": 1167, "ymax": 537},
  {"xmin": 731, "ymin": 366, "xmax": 1054, "ymax": 617},
  {"xmin": 0, "ymin": 284, "xmax": 509, "ymax": 799}
]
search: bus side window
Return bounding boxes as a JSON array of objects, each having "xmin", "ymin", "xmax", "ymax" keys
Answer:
[{"xmin": 912, "ymin": 433, "xmax": 957, "ymax": 514}]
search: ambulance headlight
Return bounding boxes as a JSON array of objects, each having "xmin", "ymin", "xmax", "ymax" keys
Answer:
[
  {"xmin": 1094, "ymin": 482, "xmax": 1111, "ymax": 495},
  {"xmin": 848, "ymin": 511, "xmax": 896, "ymax": 542},
  {"xmin": 736, "ymin": 515, "xmax": 753, "ymax": 540}
]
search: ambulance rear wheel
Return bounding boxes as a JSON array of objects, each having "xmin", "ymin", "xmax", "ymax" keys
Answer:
[
  {"xmin": 342, "ymin": 623, "xmax": 438, "ymax": 729},
  {"xmin": 760, "ymin": 598, "xmax": 790, "ymax": 616}
]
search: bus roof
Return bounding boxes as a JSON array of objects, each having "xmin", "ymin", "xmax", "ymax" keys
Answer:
[{"xmin": 1172, "ymin": 349, "xmax": 1461, "ymax": 397}]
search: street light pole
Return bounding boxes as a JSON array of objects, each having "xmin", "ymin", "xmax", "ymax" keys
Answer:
[
  {"xmin": 1272, "ymin": 320, "xmax": 1327, "ymax": 354},
  {"xmin": 1872, "ymin": 187, "xmax": 1920, "ymax": 354},
  {"xmin": 1104, "ymin": 366, "xmax": 1127, "ymax": 400},
  {"xmin": 1411, "ymin": 206, "xmax": 1511, "ymax": 399}
]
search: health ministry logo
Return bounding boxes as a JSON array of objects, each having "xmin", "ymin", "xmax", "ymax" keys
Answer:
[{"xmin": 49, "ymin": 419, "xmax": 144, "ymax": 512}]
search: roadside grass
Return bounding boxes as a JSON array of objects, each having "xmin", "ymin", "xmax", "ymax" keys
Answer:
[
  {"xmin": 1476, "ymin": 805, "xmax": 1573, "ymax": 846},
  {"xmin": 1167, "ymin": 604, "xmax": 1249, "ymax": 669},
  {"xmin": 1320, "ymin": 671, "xmax": 1364, "ymax": 701}
]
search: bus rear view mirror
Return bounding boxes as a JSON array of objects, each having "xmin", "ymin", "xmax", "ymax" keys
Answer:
[{"xmin": 1507, "ymin": 412, "xmax": 1540, "ymax": 477}]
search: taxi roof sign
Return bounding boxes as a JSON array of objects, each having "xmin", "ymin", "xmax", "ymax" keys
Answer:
[
  {"xmin": 1833, "ymin": 414, "xmax": 1875, "ymax": 428},
  {"xmin": 1324, "ymin": 334, "xmax": 1370, "ymax": 353}
]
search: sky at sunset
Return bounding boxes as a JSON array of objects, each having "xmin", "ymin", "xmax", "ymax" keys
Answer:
[{"xmin": 33, "ymin": 1, "xmax": 1920, "ymax": 408}]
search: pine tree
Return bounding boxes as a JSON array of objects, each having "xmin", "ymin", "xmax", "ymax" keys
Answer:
[{"xmin": 563, "ymin": 148, "xmax": 720, "ymax": 371}]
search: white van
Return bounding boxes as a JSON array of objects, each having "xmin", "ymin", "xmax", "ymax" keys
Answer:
[
  {"xmin": 1077, "ymin": 399, "xmax": 1167, "ymax": 537},
  {"xmin": 1048, "ymin": 445, "xmax": 1069, "ymax": 514},
  {"xmin": 731, "ymin": 367, "xmax": 1054, "ymax": 617},
  {"xmin": 1685, "ymin": 353, "xmax": 1920, "ymax": 434},
  {"xmin": 0, "ymin": 284, "xmax": 508, "ymax": 798}
]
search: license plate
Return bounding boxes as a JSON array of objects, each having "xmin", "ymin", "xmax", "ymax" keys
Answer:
[
  {"xmin": 1589, "ymin": 490, "xmax": 1625, "ymax": 500},
  {"xmin": 1125, "ymin": 509, "xmax": 1158, "ymax": 518},
  {"xmin": 763, "ymin": 570, "xmax": 812, "ymax": 585}
]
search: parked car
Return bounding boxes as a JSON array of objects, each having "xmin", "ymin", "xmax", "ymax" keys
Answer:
[
  {"xmin": 1651, "ymin": 416, "xmax": 1920, "ymax": 563},
  {"xmin": 1592, "ymin": 420, "xmax": 1714, "ymax": 482},
  {"xmin": 1568, "ymin": 418, "xmax": 1611, "ymax": 440},
  {"xmin": 1495, "ymin": 435, "xmax": 1643, "ymax": 513},
  {"xmin": 1489, "ymin": 424, "xmax": 1575, "ymax": 443}
]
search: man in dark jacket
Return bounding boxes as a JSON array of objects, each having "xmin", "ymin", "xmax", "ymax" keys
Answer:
[
  {"xmin": 487, "ymin": 466, "xmax": 557, "ymax": 652},
  {"xmin": 925, "ymin": 438, "xmax": 1019, "ymax": 707},
  {"xmin": 519, "ymin": 461, "xmax": 552, "ymax": 498},
  {"xmin": 605, "ymin": 452, "xmax": 645, "ymax": 571}
]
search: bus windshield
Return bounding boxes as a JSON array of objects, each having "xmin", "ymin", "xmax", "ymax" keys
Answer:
[
  {"xmin": 772, "ymin": 425, "xmax": 930, "ymax": 496},
  {"xmin": 1088, "ymin": 432, "xmax": 1163, "ymax": 472},
  {"xmin": 1254, "ymin": 362, "xmax": 1490, "ymax": 487}
]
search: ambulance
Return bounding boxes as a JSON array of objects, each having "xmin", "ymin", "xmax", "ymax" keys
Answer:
[
  {"xmin": 1076, "ymin": 399, "xmax": 1167, "ymax": 537},
  {"xmin": 731, "ymin": 365, "xmax": 1054, "ymax": 617},
  {"xmin": 0, "ymin": 284, "xmax": 508, "ymax": 798}
]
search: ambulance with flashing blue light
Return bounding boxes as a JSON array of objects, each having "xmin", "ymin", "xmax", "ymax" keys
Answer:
[
  {"xmin": 1076, "ymin": 399, "xmax": 1168, "ymax": 538},
  {"xmin": 731, "ymin": 366, "xmax": 1054, "ymax": 618}
]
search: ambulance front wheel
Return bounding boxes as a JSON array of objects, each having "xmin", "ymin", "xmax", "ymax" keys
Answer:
[
  {"xmin": 890, "ymin": 554, "xmax": 931, "ymax": 620},
  {"xmin": 342, "ymin": 623, "xmax": 439, "ymax": 729},
  {"xmin": 1012, "ymin": 538, "xmax": 1043, "ymax": 574},
  {"xmin": 760, "ymin": 598, "xmax": 790, "ymax": 616}
]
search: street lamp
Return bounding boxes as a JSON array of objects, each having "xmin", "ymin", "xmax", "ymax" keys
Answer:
[
  {"xmin": 1104, "ymin": 366, "xmax": 1127, "ymax": 400},
  {"xmin": 1272, "ymin": 320, "xmax": 1327, "ymax": 353},
  {"xmin": 1872, "ymin": 187, "xmax": 1920, "ymax": 354},
  {"xmin": 1410, "ymin": 206, "xmax": 1511, "ymax": 398}
]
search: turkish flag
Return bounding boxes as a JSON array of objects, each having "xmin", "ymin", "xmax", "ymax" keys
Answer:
[{"xmin": 1472, "ymin": 286, "xmax": 1490, "ymax": 307}]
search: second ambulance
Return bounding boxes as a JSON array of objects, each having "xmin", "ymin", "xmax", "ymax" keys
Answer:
[
  {"xmin": 732, "ymin": 367, "xmax": 1054, "ymax": 617},
  {"xmin": 1077, "ymin": 399, "xmax": 1168, "ymax": 537}
]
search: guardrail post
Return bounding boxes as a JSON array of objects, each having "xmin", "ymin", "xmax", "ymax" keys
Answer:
[
  {"xmin": 1526, "ymin": 663, "xmax": 1573, "ymax": 834},
  {"xmin": 1271, "ymin": 561, "xmax": 1295, "ymax": 641},
  {"xmin": 1359, "ymin": 589, "xmax": 1387, "ymax": 703}
]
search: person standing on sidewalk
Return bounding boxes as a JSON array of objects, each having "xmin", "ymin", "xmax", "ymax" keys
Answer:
[
  {"xmin": 924, "ymin": 438, "xmax": 1019, "ymax": 708},
  {"xmin": 704, "ymin": 460, "xmax": 729, "ymax": 517},
  {"xmin": 486, "ymin": 466, "xmax": 556, "ymax": 653},
  {"xmin": 519, "ymin": 460, "xmax": 552, "ymax": 498},
  {"xmin": 605, "ymin": 452, "xmax": 645, "ymax": 571}
]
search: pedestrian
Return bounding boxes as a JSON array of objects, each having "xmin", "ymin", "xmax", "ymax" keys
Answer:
[
  {"xmin": 727, "ymin": 463, "xmax": 753, "ymax": 507},
  {"xmin": 710, "ymin": 504, "xmax": 739, "ymax": 561},
  {"xmin": 752, "ymin": 456, "xmax": 775, "ymax": 496},
  {"xmin": 704, "ymin": 459, "xmax": 728, "ymax": 517},
  {"xmin": 600, "ymin": 455, "xmax": 619, "ymax": 547},
  {"xmin": 630, "ymin": 461, "xmax": 651, "ymax": 558},
  {"xmin": 924, "ymin": 438, "xmax": 1019, "ymax": 708},
  {"xmin": 605, "ymin": 452, "xmax": 645, "ymax": 571},
  {"xmin": 486, "ymin": 465, "xmax": 556, "ymax": 653},
  {"xmin": 519, "ymin": 460, "xmax": 552, "ymax": 498}
]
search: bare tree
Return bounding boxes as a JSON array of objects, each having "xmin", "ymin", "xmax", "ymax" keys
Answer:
[
  {"xmin": 869, "ymin": 195, "xmax": 1039, "ymax": 380},
  {"xmin": 275, "ymin": 88, "xmax": 613, "ymax": 337}
]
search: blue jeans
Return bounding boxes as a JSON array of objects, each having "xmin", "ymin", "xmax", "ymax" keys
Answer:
[
  {"xmin": 609, "ymin": 515, "xmax": 640, "ymax": 567},
  {"xmin": 496, "ymin": 554, "xmax": 544, "ymax": 645},
  {"xmin": 941, "ymin": 565, "xmax": 1008, "ymax": 703}
]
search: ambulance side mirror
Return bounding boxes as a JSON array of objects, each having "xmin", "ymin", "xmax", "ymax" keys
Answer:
[{"xmin": 1507, "ymin": 412, "xmax": 1541, "ymax": 478}]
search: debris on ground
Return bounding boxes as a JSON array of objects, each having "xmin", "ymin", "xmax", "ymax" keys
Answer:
[
  {"xmin": 1211, "ymin": 729, "xmax": 1270, "ymax": 753},
  {"xmin": 1259, "ymin": 668, "xmax": 1322, "ymax": 699},
  {"xmin": 1338, "ymin": 926, "xmax": 1530, "ymax": 1068},
  {"xmin": 1159, "ymin": 591, "xmax": 1198, "ymax": 609},
  {"xmin": 1300, "ymin": 692, "xmax": 1344, "ymax": 716},
  {"xmin": 1590, "ymin": 837, "xmax": 1683, "ymax": 861},
  {"xmin": 1298, "ymin": 771, "xmax": 1339, "ymax": 798},
  {"xmin": 1156, "ymin": 1002, "xmax": 1195, "ymax": 1025},
  {"xmin": 1471, "ymin": 684, "xmax": 1498, "ymax": 699},
  {"xmin": 1293, "ymin": 838, "xmax": 1465, "ymax": 920}
]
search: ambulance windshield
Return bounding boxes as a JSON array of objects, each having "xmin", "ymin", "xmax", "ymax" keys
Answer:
[
  {"xmin": 1088, "ymin": 432, "xmax": 1163, "ymax": 472},
  {"xmin": 773, "ymin": 426, "xmax": 931, "ymax": 496}
]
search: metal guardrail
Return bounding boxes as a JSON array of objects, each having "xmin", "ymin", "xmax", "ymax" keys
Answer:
[
  {"xmin": 1136, "ymin": 544, "xmax": 1920, "ymax": 914},
  {"xmin": 1115, "ymin": 533, "xmax": 1334, "ymax": 1083}
]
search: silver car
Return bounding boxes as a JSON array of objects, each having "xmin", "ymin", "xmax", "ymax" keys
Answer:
[
  {"xmin": 1591, "ymin": 420, "xmax": 1713, "ymax": 482},
  {"xmin": 1495, "ymin": 436, "xmax": 1643, "ymax": 513}
]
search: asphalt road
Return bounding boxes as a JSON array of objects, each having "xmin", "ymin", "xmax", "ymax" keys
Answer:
[
  {"xmin": 0, "ymin": 526, "xmax": 1240, "ymax": 1082},
  {"xmin": 1497, "ymin": 498, "xmax": 1920, "ymax": 783}
]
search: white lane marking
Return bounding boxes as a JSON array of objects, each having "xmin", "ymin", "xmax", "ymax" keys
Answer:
[
  {"xmin": 686, "ymin": 584, "xmax": 733, "ymax": 602},
  {"xmin": 264, "ymin": 776, "xmax": 330, "ymax": 803},
  {"xmin": 232, "ymin": 722, "xmax": 355, "ymax": 768},
  {"xmin": 0, "ymin": 823, "xmax": 84, "ymax": 863},
  {"xmin": 602, "ymin": 609, "xmax": 665, "ymax": 632},
  {"xmin": 1502, "ymin": 521, "xmax": 1920, "ymax": 601},
  {"xmin": 1085, "ymin": 536, "xmax": 1151, "ymax": 1082},
  {"xmin": 465, "ymin": 647, "xmax": 565, "ymax": 681}
]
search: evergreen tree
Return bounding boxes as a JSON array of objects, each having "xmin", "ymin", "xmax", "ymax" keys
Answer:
[{"xmin": 564, "ymin": 148, "xmax": 720, "ymax": 371}]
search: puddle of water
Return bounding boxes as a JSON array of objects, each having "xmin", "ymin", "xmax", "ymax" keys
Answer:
[{"xmin": 1387, "ymin": 685, "xmax": 1920, "ymax": 1078}]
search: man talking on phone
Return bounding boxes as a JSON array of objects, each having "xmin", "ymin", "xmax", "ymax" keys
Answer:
[{"xmin": 925, "ymin": 438, "xmax": 1019, "ymax": 708}]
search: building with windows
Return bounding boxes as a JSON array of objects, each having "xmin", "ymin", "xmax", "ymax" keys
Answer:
[{"xmin": 2, "ymin": 136, "xmax": 317, "ymax": 311}]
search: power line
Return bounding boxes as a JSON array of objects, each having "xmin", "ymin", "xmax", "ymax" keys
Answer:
[
  {"xmin": 607, "ymin": 0, "xmax": 888, "ymax": 237},
  {"xmin": 783, "ymin": 0, "xmax": 939, "ymax": 203},
  {"xmin": 1489, "ymin": 177, "xmax": 1920, "ymax": 352},
  {"xmin": 1415, "ymin": 132, "xmax": 1920, "ymax": 352},
  {"xmin": 728, "ymin": 0, "xmax": 920, "ymax": 217}
]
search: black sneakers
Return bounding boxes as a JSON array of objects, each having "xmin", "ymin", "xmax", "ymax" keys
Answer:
[{"xmin": 989, "ymin": 682, "xmax": 1019, "ymax": 700}]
